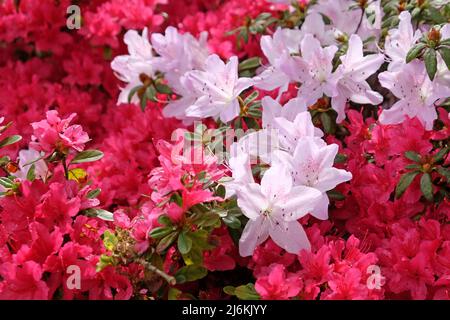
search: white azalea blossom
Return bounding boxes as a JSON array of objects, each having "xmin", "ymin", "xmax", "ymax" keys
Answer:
[
  {"xmin": 332, "ymin": 34, "xmax": 384, "ymax": 122},
  {"xmin": 236, "ymin": 162, "xmax": 322, "ymax": 256},
  {"xmin": 384, "ymin": 11, "xmax": 422, "ymax": 71},
  {"xmin": 184, "ymin": 54, "xmax": 253, "ymax": 123},
  {"xmin": 151, "ymin": 27, "xmax": 209, "ymax": 93},
  {"xmin": 379, "ymin": 60, "xmax": 450, "ymax": 130},
  {"xmin": 281, "ymin": 34, "xmax": 339, "ymax": 106},
  {"xmin": 15, "ymin": 149, "xmax": 48, "ymax": 181},
  {"xmin": 253, "ymin": 28, "xmax": 302, "ymax": 96},
  {"xmin": 273, "ymin": 138, "xmax": 352, "ymax": 220},
  {"xmin": 111, "ymin": 28, "xmax": 155, "ymax": 104}
]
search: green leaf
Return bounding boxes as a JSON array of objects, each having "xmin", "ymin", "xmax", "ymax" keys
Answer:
[
  {"xmin": 326, "ymin": 189, "xmax": 345, "ymax": 201},
  {"xmin": 94, "ymin": 209, "xmax": 114, "ymax": 221},
  {"xmin": 437, "ymin": 167, "xmax": 450, "ymax": 180},
  {"xmin": 424, "ymin": 7, "xmax": 446, "ymax": 24},
  {"xmin": 406, "ymin": 43, "xmax": 426, "ymax": 63},
  {"xmin": 181, "ymin": 246, "xmax": 203, "ymax": 266},
  {"xmin": 216, "ymin": 185, "xmax": 226, "ymax": 199},
  {"xmin": 320, "ymin": 112, "xmax": 333, "ymax": 133},
  {"xmin": 156, "ymin": 231, "xmax": 178, "ymax": 253},
  {"xmin": 243, "ymin": 91, "xmax": 259, "ymax": 106},
  {"xmin": 404, "ymin": 151, "xmax": 421, "ymax": 162},
  {"xmin": 0, "ymin": 135, "xmax": 22, "ymax": 148},
  {"xmin": 102, "ymin": 230, "xmax": 118, "ymax": 251},
  {"xmin": 169, "ymin": 192, "xmax": 183, "ymax": 207},
  {"xmin": 0, "ymin": 156, "xmax": 10, "ymax": 166},
  {"xmin": 157, "ymin": 215, "xmax": 173, "ymax": 226},
  {"xmin": 243, "ymin": 117, "xmax": 260, "ymax": 130},
  {"xmin": 87, "ymin": 188, "xmax": 101, "ymax": 199},
  {"xmin": 155, "ymin": 83, "xmax": 172, "ymax": 95},
  {"xmin": 0, "ymin": 177, "xmax": 14, "ymax": 188},
  {"xmin": 405, "ymin": 164, "xmax": 421, "ymax": 170},
  {"xmin": 26, "ymin": 164, "xmax": 35, "ymax": 181},
  {"xmin": 168, "ymin": 288, "xmax": 183, "ymax": 300},
  {"xmin": 395, "ymin": 171, "xmax": 420, "ymax": 198},
  {"xmin": 411, "ymin": 7, "xmax": 421, "ymax": 19},
  {"xmin": 238, "ymin": 28, "xmax": 249, "ymax": 44},
  {"xmin": 127, "ymin": 85, "xmax": 141, "ymax": 103},
  {"xmin": 222, "ymin": 214, "xmax": 242, "ymax": 229},
  {"xmin": 71, "ymin": 150, "xmax": 104, "ymax": 164},
  {"xmin": 238, "ymin": 57, "xmax": 261, "ymax": 71},
  {"xmin": 424, "ymin": 48, "xmax": 438, "ymax": 80},
  {"xmin": 145, "ymin": 85, "xmax": 157, "ymax": 102},
  {"xmin": 433, "ymin": 147, "xmax": 449, "ymax": 163},
  {"xmin": 149, "ymin": 227, "xmax": 175, "ymax": 239},
  {"xmin": 96, "ymin": 254, "xmax": 114, "ymax": 272},
  {"xmin": 223, "ymin": 286, "xmax": 236, "ymax": 296},
  {"xmin": 174, "ymin": 265, "xmax": 207, "ymax": 284},
  {"xmin": 234, "ymin": 284, "xmax": 260, "ymax": 300},
  {"xmin": 177, "ymin": 231, "xmax": 193, "ymax": 255},
  {"xmin": 439, "ymin": 47, "xmax": 450, "ymax": 70},
  {"xmin": 334, "ymin": 153, "xmax": 348, "ymax": 164},
  {"xmin": 0, "ymin": 121, "xmax": 12, "ymax": 134},
  {"xmin": 420, "ymin": 173, "xmax": 434, "ymax": 201}
]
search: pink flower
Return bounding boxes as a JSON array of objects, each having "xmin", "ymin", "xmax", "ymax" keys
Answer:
[
  {"xmin": 325, "ymin": 268, "xmax": 368, "ymax": 300},
  {"xmin": 30, "ymin": 110, "xmax": 89, "ymax": 155},
  {"xmin": 0, "ymin": 261, "xmax": 49, "ymax": 299},
  {"xmin": 255, "ymin": 263, "xmax": 302, "ymax": 299},
  {"xmin": 35, "ymin": 182, "xmax": 82, "ymax": 234}
]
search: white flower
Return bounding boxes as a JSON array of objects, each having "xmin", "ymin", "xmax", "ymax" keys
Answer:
[
  {"xmin": 15, "ymin": 149, "xmax": 48, "ymax": 181},
  {"xmin": 332, "ymin": 34, "xmax": 384, "ymax": 122},
  {"xmin": 184, "ymin": 54, "xmax": 253, "ymax": 123},
  {"xmin": 224, "ymin": 151, "xmax": 254, "ymax": 199},
  {"xmin": 299, "ymin": 12, "xmax": 336, "ymax": 46},
  {"xmin": 281, "ymin": 34, "xmax": 339, "ymax": 106},
  {"xmin": 232, "ymin": 97, "xmax": 323, "ymax": 164},
  {"xmin": 379, "ymin": 60, "xmax": 450, "ymax": 130},
  {"xmin": 310, "ymin": 0, "xmax": 362, "ymax": 36},
  {"xmin": 151, "ymin": 27, "xmax": 209, "ymax": 93},
  {"xmin": 384, "ymin": 11, "xmax": 422, "ymax": 71},
  {"xmin": 111, "ymin": 28, "xmax": 154, "ymax": 105},
  {"xmin": 237, "ymin": 162, "xmax": 322, "ymax": 256},
  {"xmin": 253, "ymin": 28, "xmax": 302, "ymax": 96},
  {"xmin": 261, "ymin": 96, "xmax": 307, "ymax": 129},
  {"xmin": 273, "ymin": 137, "xmax": 352, "ymax": 220}
]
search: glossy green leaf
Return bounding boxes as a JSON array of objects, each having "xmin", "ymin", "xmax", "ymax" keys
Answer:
[{"xmin": 395, "ymin": 171, "xmax": 420, "ymax": 198}]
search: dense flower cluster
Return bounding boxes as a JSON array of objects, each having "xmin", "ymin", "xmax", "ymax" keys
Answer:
[{"xmin": 0, "ymin": 0, "xmax": 449, "ymax": 300}]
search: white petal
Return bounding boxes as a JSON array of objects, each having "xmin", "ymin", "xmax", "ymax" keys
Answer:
[
  {"xmin": 310, "ymin": 193, "xmax": 330, "ymax": 220},
  {"xmin": 239, "ymin": 217, "xmax": 270, "ymax": 257},
  {"xmin": 269, "ymin": 220, "xmax": 311, "ymax": 254},
  {"xmin": 277, "ymin": 185, "xmax": 322, "ymax": 221},
  {"xmin": 316, "ymin": 167, "xmax": 352, "ymax": 192},
  {"xmin": 237, "ymin": 183, "xmax": 267, "ymax": 220},
  {"xmin": 219, "ymin": 100, "xmax": 240, "ymax": 123},
  {"xmin": 261, "ymin": 163, "xmax": 292, "ymax": 200}
]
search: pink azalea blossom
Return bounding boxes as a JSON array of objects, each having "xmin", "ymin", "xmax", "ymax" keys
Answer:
[{"xmin": 30, "ymin": 110, "xmax": 90, "ymax": 155}]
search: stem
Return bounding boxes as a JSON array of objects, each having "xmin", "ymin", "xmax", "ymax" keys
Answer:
[
  {"xmin": 62, "ymin": 157, "xmax": 69, "ymax": 179},
  {"xmin": 355, "ymin": 8, "xmax": 365, "ymax": 34},
  {"xmin": 137, "ymin": 258, "xmax": 176, "ymax": 285}
]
